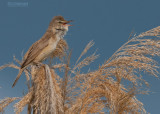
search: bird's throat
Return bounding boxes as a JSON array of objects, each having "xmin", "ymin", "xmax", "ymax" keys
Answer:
[{"xmin": 56, "ymin": 29, "xmax": 67, "ymax": 39}]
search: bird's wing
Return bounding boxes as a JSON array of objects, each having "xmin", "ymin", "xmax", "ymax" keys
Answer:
[
  {"xmin": 12, "ymin": 68, "xmax": 24, "ymax": 87},
  {"xmin": 21, "ymin": 35, "xmax": 50, "ymax": 68}
]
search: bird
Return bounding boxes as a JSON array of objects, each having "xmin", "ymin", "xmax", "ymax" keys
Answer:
[{"xmin": 12, "ymin": 16, "xmax": 72, "ymax": 87}]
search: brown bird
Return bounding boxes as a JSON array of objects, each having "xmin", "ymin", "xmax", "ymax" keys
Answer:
[{"xmin": 12, "ymin": 16, "xmax": 72, "ymax": 87}]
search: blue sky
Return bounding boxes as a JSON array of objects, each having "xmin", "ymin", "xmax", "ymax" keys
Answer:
[{"xmin": 0, "ymin": 0, "xmax": 160, "ymax": 113}]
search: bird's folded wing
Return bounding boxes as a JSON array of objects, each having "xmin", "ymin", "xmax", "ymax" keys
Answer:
[{"xmin": 21, "ymin": 36, "xmax": 50, "ymax": 68}]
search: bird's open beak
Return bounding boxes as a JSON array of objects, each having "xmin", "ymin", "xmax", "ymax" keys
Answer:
[{"xmin": 63, "ymin": 20, "xmax": 73, "ymax": 26}]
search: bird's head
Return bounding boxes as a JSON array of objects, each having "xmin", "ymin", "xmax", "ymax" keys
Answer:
[{"xmin": 49, "ymin": 16, "xmax": 72, "ymax": 35}]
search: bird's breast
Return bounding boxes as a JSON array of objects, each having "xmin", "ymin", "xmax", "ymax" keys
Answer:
[{"xmin": 34, "ymin": 37, "xmax": 60, "ymax": 62}]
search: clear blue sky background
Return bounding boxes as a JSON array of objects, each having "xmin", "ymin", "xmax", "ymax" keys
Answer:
[{"xmin": 0, "ymin": 0, "xmax": 160, "ymax": 113}]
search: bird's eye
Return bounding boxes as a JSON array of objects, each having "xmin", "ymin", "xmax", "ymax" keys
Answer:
[{"xmin": 58, "ymin": 21, "xmax": 63, "ymax": 24}]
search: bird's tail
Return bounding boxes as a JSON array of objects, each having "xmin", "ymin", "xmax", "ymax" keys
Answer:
[{"xmin": 12, "ymin": 68, "xmax": 24, "ymax": 88}]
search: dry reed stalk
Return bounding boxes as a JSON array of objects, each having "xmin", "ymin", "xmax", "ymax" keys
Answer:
[
  {"xmin": 75, "ymin": 40, "xmax": 94, "ymax": 64},
  {"xmin": 61, "ymin": 51, "xmax": 72, "ymax": 113},
  {"xmin": 0, "ymin": 63, "xmax": 19, "ymax": 70},
  {"xmin": 14, "ymin": 65, "xmax": 63, "ymax": 114},
  {"xmin": 71, "ymin": 70, "xmax": 146, "ymax": 114},
  {"xmin": 52, "ymin": 64, "xmax": 66, "ymax": 69},
  {"xmin": 138, "ymin": 26, "xmax": 160, "ymax": 37},
  {"xmin": 73, "ymin": 52, "xmax": 99, "ymax": 71},
  {"xmin": 29, "ymin": 65, "xmax": 63, "ymax": 114},
  {"xmin": 101, "ymin": 26, "xmax": 160, "ymax": 88},
  {"xmin": 0, "ymin": 97, "xmax": 19, "ymax": 113},
  {"xmin": 14, "ymin": 91, "xmax": 33, "ymax": 114}
]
